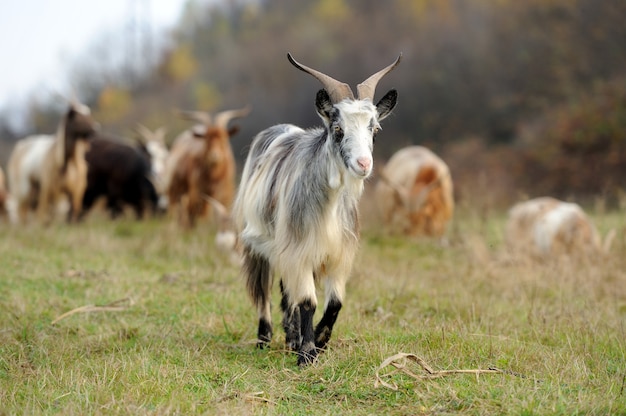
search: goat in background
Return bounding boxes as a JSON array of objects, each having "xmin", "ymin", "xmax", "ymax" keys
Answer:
[
  {"xmin": 163, "ymin": 106, "xmax": 250, "ymax": 227},
  {"xmin": 505, "ymin": 196, "xmax": 615, "ymax": 260},
  {"xmin": 82, "ymin": 133, "xmax": 159, "ymax": 219},
  {"xmin": 134, "ymin": 124, "xmax": 169, "ymax": 207},
  {"xmin": 7, "ymin": 100, "xmax": 97, "ymax": 224},
  {"xmin": 375, "ymin": 145, "xmax": 454, "ymax": 237}
]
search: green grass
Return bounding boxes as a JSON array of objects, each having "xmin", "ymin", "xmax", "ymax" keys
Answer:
[{"xmin": 1, "ymin": 206, "xmax": 625, "ymax": 415}]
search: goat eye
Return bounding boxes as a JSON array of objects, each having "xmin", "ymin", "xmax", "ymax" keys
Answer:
[
  {"xmin": 371, "ymin": 126, "xmax": 380, "ymax": 143},
  {"xmin": 333, "ymin": 125, "xmax": 344, "ymax": 141}
]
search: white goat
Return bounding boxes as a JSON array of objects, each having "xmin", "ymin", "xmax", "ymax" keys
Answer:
[
  {"xmin": 134, "ymin": 124, "xmax": 169, "ymax": 199},
  {"xmin": 375, "ymin": 145, "xmax": 454, "ymax": 237},
  {"xmin": 7, "ymin": 101, "xmax": 96, "ymax": 224},
  {"xmin": 234, "ymin": 53, "xmax": 400, "ymax": 365},
  {"xmin": 505, "ymin": 196, "xmax": 613, "ymax": 259}
]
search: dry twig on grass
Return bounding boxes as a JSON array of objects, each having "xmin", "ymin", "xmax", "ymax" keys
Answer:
[
  {"xmin": 375, "ymin": 352, "xmax": 534, "ymax": 390},
  {"xmin": 51, "ymin": 297, "xmax": 133, "ymax": 325}
]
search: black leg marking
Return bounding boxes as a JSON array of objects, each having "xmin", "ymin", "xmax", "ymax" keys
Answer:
[
  {"xmin": 283, "ymin": 307, "xmax": 301, "ymax": 351},
  {"xmin": 280, "ymin": 280, "xmax": 301, "ymax": 350},
  {"xmin": 243, "ymin": 248, "xmax": 272, "ymax": 310},
  {"xmin": 314, "ymin": 298, "xmax": 342, "ymax": 350},
  {"xmin": 257, "ymin": 318, "xmax": 273, "ymax": 349},
  {"xmin": 243, "ymin": 247, "xmax": 273, "ymax": 349},
  {"xmin": 297, "ymin": 300, "xmax": 318, "ymax": 366}
]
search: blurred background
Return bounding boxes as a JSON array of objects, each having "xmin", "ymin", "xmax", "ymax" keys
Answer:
[{"xmin": 1, "ymin": 0, "xmax": 625, "ymax": 210}]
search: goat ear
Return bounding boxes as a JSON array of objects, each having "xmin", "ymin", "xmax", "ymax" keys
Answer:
[
  {"xmin": 376, "ymin": 89, "xmax": 398, "ymax": 121},
  {"xmin": 192, "ymin": 125, "xmax": 206, "ymax": 138},
  {"xmin": 315, "ymin": 89, "xmax": 333, "ymax": 122},
  {"xmin": 67, "ymin": 107, "xmax": 77, "ymax": 119},
  {"xmin": 136, "ymin": 141, "xmax": 149, "ymax": 155},
  {"xmin": 227, "ymin": 126, "xmax": 240, "ymax": 137}
]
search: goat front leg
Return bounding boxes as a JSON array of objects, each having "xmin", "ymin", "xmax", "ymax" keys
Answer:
[
  {"xmin": 314, "ymin": 297, "xmax": 342, "ymax": 350},
  {"xmin": 64, "ymin": 161, "xmax": 87, "ymax": 223},
  {"xmin": 297, "ymin": 299, "xmax": 317, "ymax": 366},
  {"xmin": 71, "ymin": 188, "xmax": 86, "ymax": 223},
  {"xmin": 67, "ymin": 188, "xmax": 85, "ymax": 223},
  {"xmin": 282, "ymin": 270, "xmax": 319, "ymax": 366},
  {"xmin": 315, "ymin": 275, "xmax": 345, "ymax": 350}
]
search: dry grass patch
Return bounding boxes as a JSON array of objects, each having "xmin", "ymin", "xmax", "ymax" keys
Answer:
[{"xmin": 1, "ymin": 208, "xmax": 625, "ymax": 414}]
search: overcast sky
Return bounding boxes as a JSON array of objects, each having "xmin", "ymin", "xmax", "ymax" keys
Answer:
[{"xmin": 0, "ymin": 0, "xmax": 196, "ymax": 127}]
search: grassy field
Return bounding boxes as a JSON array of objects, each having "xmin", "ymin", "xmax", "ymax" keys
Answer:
[{"xmin": 1, "ymin": 203, "xmax": 625, "ymax": 415}]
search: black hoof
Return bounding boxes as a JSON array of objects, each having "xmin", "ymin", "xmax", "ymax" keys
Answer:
[
  {"xmin": 297, "ymin": 342, "xmax": 318, "ymax": 366},
  {"xmin": 257, "ymin": 318, "xmax": 272, "ymax": 349},
  {"xmin": 256, "ymin": 339, "xmax": 270, "ymax": 349},
  {"xmin": 285, "ymin": 334, "xmax": 302, "ymax": 351}
]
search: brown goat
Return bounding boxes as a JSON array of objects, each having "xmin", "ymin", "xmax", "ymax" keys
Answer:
[
  {"xmin": 375, "ymin": 145, "xmax": 454, "ymax": 237},
  {"xmin": 163, "ymin": 106, "xmax": 250, "ymax": 227},
  {"xmin": 7, "ymin": 102, "xmax": 97, "ymax": 224}
]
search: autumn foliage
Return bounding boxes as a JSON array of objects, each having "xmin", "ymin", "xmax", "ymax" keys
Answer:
[{"xmin": 1, "ymin": 0, "xmax": 625, "ymax": 206}]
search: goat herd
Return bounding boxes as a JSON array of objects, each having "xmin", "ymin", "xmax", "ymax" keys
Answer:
[{"xmin": 0, "ymin": 54, "xmax": 612, "ymax": 366}]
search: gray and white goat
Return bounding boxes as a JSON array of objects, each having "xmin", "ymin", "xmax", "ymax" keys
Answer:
[{"xmin": 233, "ymin": 53, "xmax": 401, "ymax": 365}]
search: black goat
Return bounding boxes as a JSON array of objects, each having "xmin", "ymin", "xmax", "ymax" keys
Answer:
[{"xmin": 82, "ymin": 135, "xmax": 158, "ymax": 219}]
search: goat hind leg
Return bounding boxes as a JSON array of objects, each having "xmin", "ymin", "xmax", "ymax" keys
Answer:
[
  {"xmin": 282, "ymin": 268, "xmax": 318, "ymax": 365},
  {"xmin": 243, "ymin": 248, "xmax": 273, "ymax": 348},
  {"xmin": 257, "ymin": 301, "xmax": 273, "ymax": 349}
]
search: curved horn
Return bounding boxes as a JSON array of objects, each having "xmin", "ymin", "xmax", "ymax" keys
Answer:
[
  {"xmin": 153, "ymin": 127, "xmax": 168, "ymax": 145},
  {"xmin": 134, "ymin": 123, "xmax": 153, "ymax": 143},
  {"xmin": 356, "ymin": 53, "xmax": 402, "ymax": 101},
  {"xmin": 55, "ymin": 87, "xmax": 90, "ymax": 115},
  {"xmin": 214, "ymin": 105, "xmax": 251, "ymax": 129},
  {"xmin": 287, "ymin": 53, "xmax": 354, "ymax": 103},
  {"xmin": 135, "ymin": 123, "xmax": 168, "ymax": 145},
  {"xmin": 174, "ymin": 109, "xmax": 212, "ymax": 125}
]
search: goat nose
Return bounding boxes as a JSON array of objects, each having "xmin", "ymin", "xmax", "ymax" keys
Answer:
[{"xmin": 357, "ymin": 157, "xmax": 371, "ymax": 171}]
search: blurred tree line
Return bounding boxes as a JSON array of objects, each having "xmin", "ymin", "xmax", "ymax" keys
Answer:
[{"xmin": 1, "ymin": 0, "xmax": 625, "ymax": 207}]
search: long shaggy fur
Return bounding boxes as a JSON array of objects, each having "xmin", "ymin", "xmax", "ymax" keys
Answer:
[
  {"xmin": 234, "ymin": 91, "xmax": 398, "ymax": 365},
  {"xmin": 236, "ymin": 122, "xmax": 362, "ymax": 303}
]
